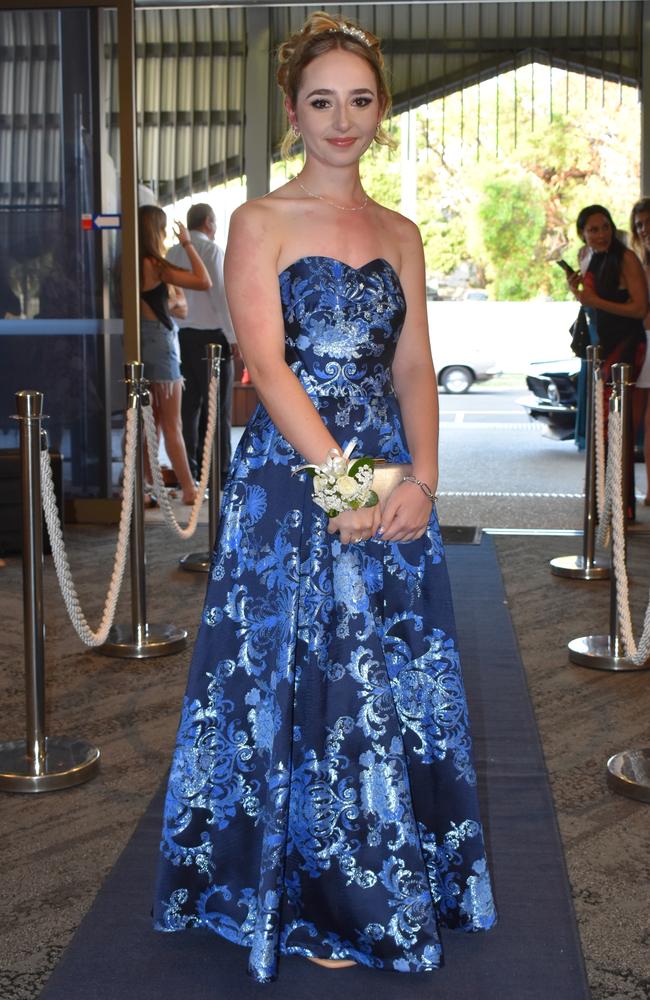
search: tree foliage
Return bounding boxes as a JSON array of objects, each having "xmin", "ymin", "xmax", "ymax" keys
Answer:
[
  {"xmin": 477, "ymin": 171, "xmax": 546, "ymax": 300},
  {"xmin": 371, "ymin": 69, "xmax": 638, "ymax": 300},
  {"xmin": 269, "ymin": 67, "xmax": 640, "ymax": 301}
]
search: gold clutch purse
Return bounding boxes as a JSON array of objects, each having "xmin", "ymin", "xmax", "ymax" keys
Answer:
[{"xmin": 372, "ymin": 460, "xmax": 413, "ymax": 503}]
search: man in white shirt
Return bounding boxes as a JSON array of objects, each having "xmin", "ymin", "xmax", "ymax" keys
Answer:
[{"xmin": 167, "ymin": 204, "xmax": 236, "ymax": 485}]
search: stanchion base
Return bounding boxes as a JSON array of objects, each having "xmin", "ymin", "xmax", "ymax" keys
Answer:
[
  {"xmin": 100, "ymin": 622, "xmax": 188, "ymax": 659},
  {"xmin": 606, "ymin": 748, "xmax": 650, "ymax": 803},
  {"xmin": 179, "ymin": 551, "xmax": 210, "ymax": 573},
  {"xmin": 568, "ymin": 635, "xmax": 650, "ymax": 671},
  {"xmin": 550, "ymin": 555, "xmax": 610, "ymax": 580},
  {"xmin": 0, "ymin": 736, "xmax": 100, "ymax": 793}
]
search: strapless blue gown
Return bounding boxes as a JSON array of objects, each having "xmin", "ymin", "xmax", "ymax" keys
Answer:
[{"xmin": 153, "ymin": 256, "xmax": 497, "ymax": 982}]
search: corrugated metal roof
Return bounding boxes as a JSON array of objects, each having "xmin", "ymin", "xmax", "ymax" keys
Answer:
[
  {"xmin": 104, "ymin": 6, "xmax": 246, "ymax": 202},
  {"xmin": 0, "ymin": 2, "xmax": 643, "ymax": 206}
]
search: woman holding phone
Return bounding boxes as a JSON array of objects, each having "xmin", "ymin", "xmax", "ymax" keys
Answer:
[{"xmin": 566, "ymin": 205, "xmax": 647, "ymax": 514}]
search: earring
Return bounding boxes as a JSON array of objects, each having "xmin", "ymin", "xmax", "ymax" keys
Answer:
[
  {"xmin": 291, "ymin": 123, "xmax": 301, "ymax": 140},
  {"xmin": 375, "ymin": 121, "xmax": 382, "ymax": 138}
]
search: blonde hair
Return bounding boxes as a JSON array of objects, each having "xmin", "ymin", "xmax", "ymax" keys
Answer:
[
  {"xmin": 277, "ymin": 12, "xmax": 395, "ymax": 159},
  {"xmin": 138, "ymin": 205, "xmax": 167, "ymax": 270},
  {"xmin": 630, "ymin": 197, "xmax": 650, "ymax": 265}
]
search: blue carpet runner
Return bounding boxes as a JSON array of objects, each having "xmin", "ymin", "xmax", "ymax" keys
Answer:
[{"xmin": 40, "ymin": 536, "xmax": 591, "ymax": 1000}]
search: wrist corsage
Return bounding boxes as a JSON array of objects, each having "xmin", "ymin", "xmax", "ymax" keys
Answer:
[{"xmin": 292, "ymin": 439, "xmax": 378, "ymax": 518}]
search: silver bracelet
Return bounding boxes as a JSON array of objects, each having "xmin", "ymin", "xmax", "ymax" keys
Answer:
[{"xmin": 402, "ymin": 475, "xmax": 437, "ymax": 502}]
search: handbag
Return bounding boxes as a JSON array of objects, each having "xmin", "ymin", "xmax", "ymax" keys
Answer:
[
  {"xmin": 570, "ymin": 307, "xmax": 590, "ymax": 359},
  {"xmin": 372, "ymin": 460, "xmax": 413, "ymax": 503}
]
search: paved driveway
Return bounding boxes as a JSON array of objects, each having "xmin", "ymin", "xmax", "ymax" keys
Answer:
[{"xmin": 438, "ymin": 378, "xmax": 649, "ymax": 531}]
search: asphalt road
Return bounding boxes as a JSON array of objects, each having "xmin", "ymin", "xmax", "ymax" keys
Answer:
[{"xmin": 438, "ymin": 377, "xmax": 649, "ymax": 531}]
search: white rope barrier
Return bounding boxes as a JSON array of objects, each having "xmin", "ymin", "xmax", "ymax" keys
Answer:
[
  {"xmin": 40, "ymin": 406, "xmax": 137, "ymax": 647},
  {"xmin": 594, "ymin": 370, "xmax": 608, "ymax": 533},
  {"xmin": 142, "ymin": 374, "xmax": 217, "ymax": 541},
  {"xmin": 600, "ymin": 408, "xmax": 650, "ymax": 665}
]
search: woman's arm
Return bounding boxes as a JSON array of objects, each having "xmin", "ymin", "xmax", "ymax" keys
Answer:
[
  {"xmin": 380, "ymin": 220, "xmax": 438, "ymax": 542},
  {"xmin": 644, "ymin": 264, "xmax": 650, "ymax": 330},
  {"xmin": 224, "ymin": 201, "xmax": 380, "ymax": 543},
  {"xmin": 391, "ymin": 223, "xmax": 439, "ymax": 486},
  {"xmin": 159, "ymin": 222, "xmax": 211, "ymax": 292},
  {"xmin": 225, "ymin": 202, "xmax": 344, "ymax": 464},
  {"xmin": 169, "ymin": 286, "xmax": 188, "ymax": 319},
  {"xmin": 571, "ymin": 249, "xmax": 648, "ymax": 319}
]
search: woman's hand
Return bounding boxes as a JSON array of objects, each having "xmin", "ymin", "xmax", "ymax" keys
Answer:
[
  {"xmin": 568, "ymin": 271, "xmax": 598, "ymax": 308},
  {"xmin": 378, "ymin": 481, "xmax": 435, "ymax": 542},
  {"xmin": 327, "ymin": 504, "xmax": 382, "ymax": 545},
  {"xmin": 169, "ymin": 285, "xmax": 188, "ymax": 319},
  {"xmin": 567, "ymin": 272, "xmax": 581, "ymax": 297},
  {"xmin": 173, "ymin": 220, "xmax": 190, "ymax": 246}
]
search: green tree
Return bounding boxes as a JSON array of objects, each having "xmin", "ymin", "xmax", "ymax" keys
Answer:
[
  {"xmin": 477, "ymin": 171, "xmax": 546, "ymax": 299},
  {"xmin": 414, "ymin": 68, "xmax": 640, "ymax": 299}
]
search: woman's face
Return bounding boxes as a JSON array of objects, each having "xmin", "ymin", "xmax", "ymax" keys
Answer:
[
  {"xmin": 634, "ymin": 210, "xmax": 650, "ymax": 252},
  {"xmin": 289, "ymin": 48, "xmax": 381, "ymax": 168},
  {"xmin": 581, "ymin": 213, "xmax": 613, "ymax": 253}
]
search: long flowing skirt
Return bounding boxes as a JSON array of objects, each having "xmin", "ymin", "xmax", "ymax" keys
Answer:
[{"xmin": 153, "ymin": 396, "xmax": 497, "ymax": 982}]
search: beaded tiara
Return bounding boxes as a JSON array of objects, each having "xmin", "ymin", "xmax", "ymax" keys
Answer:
[{"xmin": 329, "ymin": 23, "xmax": 370, "ymax": 47}]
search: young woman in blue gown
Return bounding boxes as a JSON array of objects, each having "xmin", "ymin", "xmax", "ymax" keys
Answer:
[{"xmin": 153, "ymin": 12, "xmax": 497, "ymax": 982}]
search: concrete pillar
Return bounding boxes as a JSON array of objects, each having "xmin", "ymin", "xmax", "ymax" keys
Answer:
[
  {"xmin": 642, "ymin": 1, "xmax": 650, "ymax": 195},
  {"xmin": 244, "ymin": 8, "xmax": 271, "ymax": 199},
  {"xmin": 400, "ymin": 109, "xmax": 418, "ymax": 223}
]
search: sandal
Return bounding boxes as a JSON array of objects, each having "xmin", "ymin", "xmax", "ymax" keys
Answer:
[{"xmin": 307, "ymin": 957, "xmax": 356, "ymax": 969}]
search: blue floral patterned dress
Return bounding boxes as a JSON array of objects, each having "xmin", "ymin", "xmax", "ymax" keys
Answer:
[{"xmin": 153, "ymin": 256, "xmax": 497, "ymax": 982}]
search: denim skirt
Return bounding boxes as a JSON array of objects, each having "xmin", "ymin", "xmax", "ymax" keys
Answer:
[{"xmin": 141, "ymin": 319, "xmax": 182, "ymax": 383}]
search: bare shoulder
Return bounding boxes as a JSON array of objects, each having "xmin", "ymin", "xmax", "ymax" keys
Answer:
[
  {"xmin": 373, "ymin": 204, "xmax": 424, "ymax": 268},
  {"xmin": 228, "ymin": 193, "xmax": 297, "ymax": 262},
  {"xmin": 622, "ymin": 246, "xmax": 646, "ymax": 277},
  {"xmin": 141, "ymin": 255, "xmax": 162, "ymax": 288},
  {"xmin": 229, "ymin": 197, "xmax": 278, "ymax": 240},
  {"xmin": 623, "ymin": 246, "xmax": 643, "ymax": 265}
]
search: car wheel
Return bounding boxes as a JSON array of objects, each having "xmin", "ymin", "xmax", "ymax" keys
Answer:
[{"xmin": 440, "ymin": 366, "xmax": 474, "ymax": 394}]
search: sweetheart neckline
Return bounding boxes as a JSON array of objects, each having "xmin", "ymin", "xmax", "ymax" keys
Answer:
[{"xmin": 278, "ymin": 255, "xmax": 401, "ymax": 284}]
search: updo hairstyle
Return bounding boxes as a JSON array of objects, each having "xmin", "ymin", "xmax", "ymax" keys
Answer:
[{"xmin": 277, "ymin": 11, "xmax": 395, "ymax": 159}]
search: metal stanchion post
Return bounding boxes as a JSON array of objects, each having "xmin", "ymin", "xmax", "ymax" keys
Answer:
[
  {"xmin": 568, "ymin": 363, "xmax": 648, "ymax": 671},
  {"xmin": 101, "ymin": 363, "xmax": 187, "ymax": 657},
  {"xmin": 0, "ymin": 391, "xmax": 100, "ymax": 792},
  {"xmin": 606, "ymin": 747, "xmax": 650, "ymax": 803},
  {"xmin": 179, "ymin": 343, "xmax": 222, "ymax": 573},
  {"xmin": 550, "ymin": 345, "xmax": 609, "ymax": 580}
]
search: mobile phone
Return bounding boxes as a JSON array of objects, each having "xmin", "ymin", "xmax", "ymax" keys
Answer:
[{"xmin": 555, "ymin": 259, "xmax": 575, "ymax": 276}]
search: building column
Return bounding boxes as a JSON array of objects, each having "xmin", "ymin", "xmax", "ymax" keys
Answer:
[
  {"xmin": 642, "ymin": 1, "xmax": 650, "ymax": 195},
  {"xmin": 244, "ymin": 8, "xmax": 271, "ymax": 199}
]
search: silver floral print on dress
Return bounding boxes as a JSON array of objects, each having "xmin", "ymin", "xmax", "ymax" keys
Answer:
[{"xmin": 153, "ymin": 256, "xmax": 496, "ymax": 983}]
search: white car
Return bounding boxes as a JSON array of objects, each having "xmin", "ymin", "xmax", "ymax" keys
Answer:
[{"xmin": 427, "ymin": 300, "xmax": 502, "ymax": 393}]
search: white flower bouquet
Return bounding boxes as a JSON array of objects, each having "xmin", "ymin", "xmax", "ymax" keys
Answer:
[{"xmin": 293, "ymin": 439, "xmax": 378, "ymax": 518}]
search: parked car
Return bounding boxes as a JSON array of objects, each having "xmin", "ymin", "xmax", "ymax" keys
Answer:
[
  {"xmin": 520, "ymin": 359, "xmax": 579, "ymax": 439},
  {"xmin": 428, "ymin": 303, "xmax": 502, "ymax": 393},
  {"xmin": 436, "ymin": 362, "xmax": 501, "ymax": 394}
]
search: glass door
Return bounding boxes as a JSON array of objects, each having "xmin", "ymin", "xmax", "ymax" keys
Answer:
[{"xmin": 0, "ymin": 2, "xmax": 128, "ymax": 499}]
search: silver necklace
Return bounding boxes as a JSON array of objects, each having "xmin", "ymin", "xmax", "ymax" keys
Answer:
[{"xmin": 298, "ymin": 180, "xmax": 369, "ymax": 213}]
